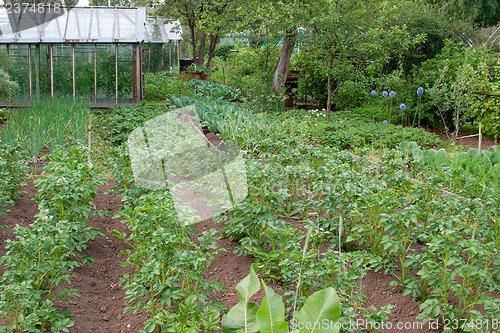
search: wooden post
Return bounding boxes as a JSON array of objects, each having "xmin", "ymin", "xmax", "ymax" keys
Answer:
[
  {"xmin": 35, "ymin": 44, "xmax": 40, "ymax": 100},
  {"xmin": 132, "ymin": 44, "xmax": 141, "ymax": 104},
  {"xmin": 72, "ymin": 44, "xmax": 76, "ymax": 99},
  {"xmin": 115, "ymin": 44, "xmax": 118, "ymax": 104},
  {"xmin": 49, "ymin": 44, "xmax": 54, "ymax": 98},
  {"xmin": 94, "ymin": 44, "xmax": 97, "ymax": 104},
  {"xmin": 28, "ymin": 45, "xmax": 32, "ymax": 102},
  {"xmin": 478, "ymin": 122, "xmax": 482, "ymax": 151}
]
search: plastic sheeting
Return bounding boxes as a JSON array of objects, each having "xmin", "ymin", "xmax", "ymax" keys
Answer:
[{"xmin": 0, "ymin": 6, "xmax": 180, "ymax": 43}]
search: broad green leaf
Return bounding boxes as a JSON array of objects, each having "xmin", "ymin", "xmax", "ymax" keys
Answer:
[
  {"xmin": 236, "ymin": 265, "xmax": 261, "ymax": 303},
  {"xmin": 222, "ymin": 302, "xmax": 260, "ymax": 333},
  {"xmin": 222, "ymin": 265, "xmax": 261, "ymax": 333},
  {"xmin": 256, "ymin": 283, "xmax": 289, "ymax": 333},
  {"xmin": 291, "ymin": 288, "xmax": 341, "ymax": 333}
]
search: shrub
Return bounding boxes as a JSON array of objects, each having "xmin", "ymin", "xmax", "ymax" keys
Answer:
[{"xmin": 144, "ymin": 73, "xmax": 191, "ymax": 102}]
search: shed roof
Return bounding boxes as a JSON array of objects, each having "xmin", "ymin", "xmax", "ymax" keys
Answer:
[{"xmin": 0, "ymin": 6, "xmax": 181, "ymax": 44}]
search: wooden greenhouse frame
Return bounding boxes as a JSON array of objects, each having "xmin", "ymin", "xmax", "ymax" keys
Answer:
[{"xmin": 0, "ymin": 6, "xmax": 182, "ymax": 106}]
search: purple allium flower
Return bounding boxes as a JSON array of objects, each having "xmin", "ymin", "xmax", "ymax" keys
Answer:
[
  {"xmin": 383, "ymin": 120, "xmax": 389, "ymax": 125},
  {"xmin": 417, "ymin": 87, "xmax": 424, "ymax": 96},
  {"xmin": 400, "ymin": 103, "xmax": 406, "ymax": 111},
  {"xmin": 389, "ymin": 91, "xmax": 396, "ymax": 98},
  {"xmin": 371, "ymin": 90, "xmax": 377, "ymax": 96},
  {"xmin": 382, "ymin": 91, "xmax": 388, "ymax": 97}
]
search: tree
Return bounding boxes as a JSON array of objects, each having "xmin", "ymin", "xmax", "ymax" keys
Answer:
[
  {"xmin": 237, "ymin": 0, "xmax": 323, "ymax": 95},
  {"xmin": 154, "ymin": 0, "xmax": 239, "ymax": 67},
  {"xmin": 427, "ymin": 0, "xmax": 500, "ymax": 26},
  {"xmin": 198, "ymin": 0, "xmax": 240, "ymax": 68},
  {"xmin": 298, "ymin": 0, "xmax": 430, "ymax": 115},
  {"xmin": 303, "ymin": 0, "xmax": 372, "ymax": 119}
]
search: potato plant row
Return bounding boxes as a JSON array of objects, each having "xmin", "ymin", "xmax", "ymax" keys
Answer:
[{"xmin": 0, "ymin": 146, "xmax": 102, "ymax": 333}]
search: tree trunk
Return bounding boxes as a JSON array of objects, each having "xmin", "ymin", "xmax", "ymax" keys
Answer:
[
  {"xmin": 189, "ymin": 22, "xmax": 197, "ymax": 62},
  {"xmin": 206, "ymin": 35, "xmax": 219, "ymax": 68},
  {"xmin": 272, "ymin": 30, "xmax": 296, "ymax": 94},
  {"xmin": 197, "ymin": 33, "xmax": 207, "ymax": 65}
]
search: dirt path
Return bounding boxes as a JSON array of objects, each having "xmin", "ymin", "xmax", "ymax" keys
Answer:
[{"xmin": 65, "ymin": 181, "xmax": 146, "ymax": 332}]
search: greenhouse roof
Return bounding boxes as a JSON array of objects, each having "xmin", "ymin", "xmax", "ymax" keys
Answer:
[{"xmin": 0, "ymin": 6, "xmax": 182, "ymax": 44}]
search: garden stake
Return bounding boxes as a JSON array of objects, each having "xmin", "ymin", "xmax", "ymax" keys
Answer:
[{"xmin": 291, "ymin": 226, "xmax": 313, "ymax": 324}]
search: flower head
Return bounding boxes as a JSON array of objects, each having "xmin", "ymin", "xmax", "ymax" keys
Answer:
[
  {"xmin": 399, "ymin": 103, "xmax": 406, "ymax": 111},
  {"xmin": 371, "ymin": 90, "xmax": 377, "ymax": 96},
  {"xmin": 382, "ymin": 91, "xmax": 388, "ymax": 97},
  {"xmin": 383, "ymin": 120, "xmax": 389, "ymax": 125},
  {"xmin": 417, "ymin": 87, "xmax": 424, "ymax": 96},
  {"xmin": 389, "ymin": 91, "xmax": 396, "ymax": 98}
]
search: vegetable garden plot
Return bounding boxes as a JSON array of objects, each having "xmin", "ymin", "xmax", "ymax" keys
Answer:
[{"xmin": 1, "ymin": 82, "xmax": 498, "ymax": 332}]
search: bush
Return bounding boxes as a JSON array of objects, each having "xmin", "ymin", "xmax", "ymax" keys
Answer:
[
  {"xmin": 333, "ymin": 80, "xmax": 369, "ymax": 110},
  {"xmin": 222, "ymin": 45, "xmax": 279, "ymax": 103},
  {"xmin": 144, "ymin": 73, "xmax": 191, "ymax": 102},
  {"xmin": 414, "ymin": 41, "xmax": 499, "ymax": 134}
]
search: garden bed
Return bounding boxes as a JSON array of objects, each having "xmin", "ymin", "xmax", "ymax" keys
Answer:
[
  {"xmin": 0, "ymin": 180, "xmax": 438, "ymax": 333},
  {"xmin": 0, "ymin": 97, "xmax": 498, "ymax": 332}
]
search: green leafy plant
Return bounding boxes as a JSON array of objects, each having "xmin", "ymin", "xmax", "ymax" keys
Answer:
[
  {"xmin": 0, "ymin": 140, "xmax": 28, "ymax": 214},
  {"xmin": 0, "ymin": 146, "xmax": 102, "ymax": 333},
  {"xmin": 144, "ymin": 73, "xmax": 191, "ymax": 102},
  {"xmin": 114, "ymin": 190, "xmax": 226, "ymax": 333},
  {"xmin": 222, "ymin": 265, "xmax": 341, "ymax": 333},
  {"xmin": 1, "ymin": 99, "xmax": 89, "ymax": 159}
]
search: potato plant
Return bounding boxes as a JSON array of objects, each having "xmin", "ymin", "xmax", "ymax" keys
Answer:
[
  {"xmin": 0, "ymin": 146, "xmax": 102, "ymax": 333},
  {"xmin": 114, "ymin": 190, "xmax": 226, "ymax": 333}
]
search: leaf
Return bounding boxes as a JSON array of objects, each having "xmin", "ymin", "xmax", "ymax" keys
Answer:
[
  {"xmin": 222, "ymin": 265, "xmax": 261, "ymax": 333},
  {"xmin": 236, "ymin": 264, "xmax": 261, "ymax": 303},
  {"xmin": 223, "ymin": 302, "xmax": 260, "ymax": 333},
  {"xmin": 291, "ymin": 288, "xmax": 341, "ymax": 333},
  {"xmin": 256, "ymin": 283, "xmax": 289, "ymax": 333}
]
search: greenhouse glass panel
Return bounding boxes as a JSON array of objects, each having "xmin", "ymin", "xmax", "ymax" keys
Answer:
[
  {"xmin": 0, "ymin": 7, "xmax": 181, "ymax": 106},
  {"xmin": 75, "ymin": 45, "xmax": 95, "ymax": 102}
]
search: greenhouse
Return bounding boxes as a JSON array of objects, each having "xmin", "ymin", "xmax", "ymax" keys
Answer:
[{"xmin": 0, "ymin": 6, "xmax": 182, "ymax": 105}]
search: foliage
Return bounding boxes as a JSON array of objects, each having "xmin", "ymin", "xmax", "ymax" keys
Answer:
[
  {"xmin": 0, "ymin": 146, "xmax": 102, "ymax": 333},
  {"xmin": 222, "ymin": 45, "xmax": 281, "ymax": 104},
  {"xmin": 426, "ymin": 0, "xmax": 500, "ymax": 26},
  {"xmin": 113, "ymin": 190, "xmax": 226, "ymax": 333},
  {"xmin": 185, "ymin": 64, "xmax": 208, "ymax": 74},
  {"xmin": 165, "ymin": 84, "xmax": 497, "ymax": 330},
  {"xmin": 189, "ymin": 78, "xmax": 243, "ymax": 101},
  {"xmin": 222, "ymin": 265, "xmax": 341, "ymax": 333},
  {"xmin": 0, "ymin": 51, "xmax": 19, "ymax": 102},
  {"xmin": 0, "ymin": 140, "xmax": 28, "ymax": 215},
  {"xmin": 413, "ymin": 40, "xmax": 500, "ymax": 138},
  {"xmin": 214, "ymin": 44, "xmax": 233, "ymax": 61},
  {"xmin": 101, "ymin": 104, "xmax": 166, "ymax": 146},
  {"xmin": 0, "ymin": 99, "xmax": 89, "ymax": 159},
  {"xmin": 96, "ymin": 50, "xmax": 133, "ymax": 99},
  {"xmin": 473, "ymin": 63, "xmax": 500, "ymax": 140},
  {"xmin": 144, "ymin": 73, "xmax": 191, "ymax": 102},
  {"xmin": 0, "ymin": 70, "xmax": 19, "ymax": 103}
]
